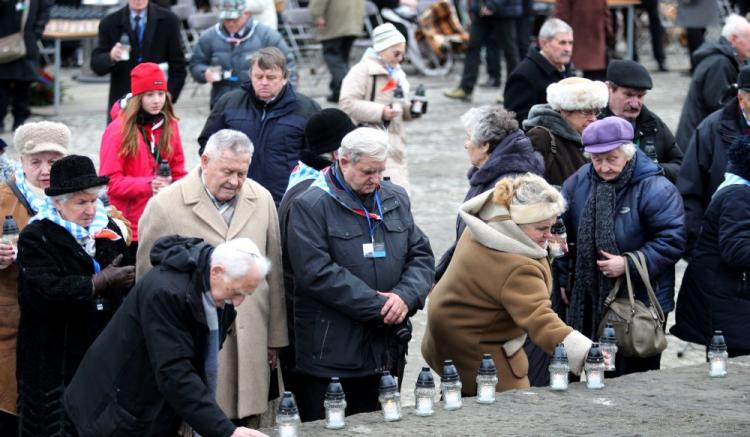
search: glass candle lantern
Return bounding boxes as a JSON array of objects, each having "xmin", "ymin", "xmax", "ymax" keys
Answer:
[
  {"xmin": 378, "ymin": 371, "xmax": 402, "ymax": 422},
  {"xmin": 414, "ymin": 367, "xmax": 436, "ymax": 417},
  {"xmin": 324, "ymin": 377, "xmax": 347, "ymax": 429},
  {"xmin": 475, "ymin": 354, "xmax": 498, "ymax": 404},
  {"xmin": 441, "ymin": 359, "xmax": 463, "ymax": 410},
  {"xmin": 276, "ymin": 391, "xmax": 300, "ymax": 437},
  {"xmin": 549, "ymin": 343, "xmax": 570, "ymax": 391},
  {"xmin": 599, "ymin": 323, "xmax": 618, "ymax": 372},
  {"xmin": 585, "ymin": 343, "xmax": 605, "ymax": 390},
  {"xmin": 548, "ymin": 216, "xmax": 567, "ymax": 258},
  {"xmin": 708, "ymin": 330, "xmax": 728, "ymax": 378}
]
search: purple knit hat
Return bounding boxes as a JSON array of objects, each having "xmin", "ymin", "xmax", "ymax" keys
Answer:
[{"xmin": 582, "ymin": 116, "xmax": 634, "ymax": 154}]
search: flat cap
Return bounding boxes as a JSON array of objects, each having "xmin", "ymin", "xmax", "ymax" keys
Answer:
[{"xmin": 606, "ymin": 60, "xmax": 653, "ymax": 90}]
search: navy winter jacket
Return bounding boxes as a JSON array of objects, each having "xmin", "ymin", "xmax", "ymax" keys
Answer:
[
  {"xmin": 559, "ymin": 151, "xmax": 686, "ymax": 313},
  {"xmin": 197, "ymin": 83, "xmax": 320, "ymax": 205}
]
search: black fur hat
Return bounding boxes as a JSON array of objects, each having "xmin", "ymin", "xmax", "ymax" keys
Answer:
[
  {"xmin": 45, "ymin": 155, "xmax": 109, "ymax": 196},
  {"xmin": 728, "ymin": 135, "xmax": 750, "ymax": 180}
]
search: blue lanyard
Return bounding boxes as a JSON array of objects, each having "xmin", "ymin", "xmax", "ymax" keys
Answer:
[
  {"xmin": 333, "ymin": 170, "xmax": 384, "ymax": 240},
  {"xmin": 92, "ymin": 257, "xmax": 101, "ymax": 274}
]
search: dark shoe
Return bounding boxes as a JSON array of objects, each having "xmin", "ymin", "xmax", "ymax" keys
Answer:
[
  {"xmin": 12, "ymin": 117, "xmax": 27, "ymax": 131},
  {"xmin": 657, "ymin": 61, "xmax": 669, "ymax": 73},
  {"xmin": 443, "ymin": 87, "xmax": 472, "ymax": 102},
  {"xmin": 478, "ymin": 78, "xmax": 501, "ymax": 88},
  {"xmin": 326, "ymin": 94, "xmax": 339, "ymax": 103}
]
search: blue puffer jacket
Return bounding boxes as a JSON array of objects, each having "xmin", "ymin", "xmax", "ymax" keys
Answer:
[
  {"xmin": 469, "ymin": 0, "xmax": 523, "ymax": 18},
  {"xmin": 197, "ymin": 83, "xmax": 321, "ymax": 204},
  {"xmin": 189, "ymin": 20, "xmax": 297, "ymax": 108},
  {"xmin": 559, "ymin": 151, "xmax": 686, "ymax": 313}
]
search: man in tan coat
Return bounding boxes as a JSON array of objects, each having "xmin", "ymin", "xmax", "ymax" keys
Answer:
[{"xmin": 137, "ymin": 129, "xmax": 287, "ymax": 428}]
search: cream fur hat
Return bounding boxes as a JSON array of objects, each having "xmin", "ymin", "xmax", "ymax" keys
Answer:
[
  {"xmin": 546, "ymin": 77, "xmax": 609, "ymax": 112},
  {"xmin": 14, "ymin": 121, "xmax": 70, "ymax": 156},
  {"xmin": 372, "ymin": 23, "xmax": 406, "ymax": 52}
]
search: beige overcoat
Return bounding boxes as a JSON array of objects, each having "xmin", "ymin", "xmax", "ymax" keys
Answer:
[
  {"xmin": 339, "ymin": 55, "xmax": 412, "ymax": 191},
  {"xmin": 136, "ymin": 167, "xmax": 288, "ymax": 418}
]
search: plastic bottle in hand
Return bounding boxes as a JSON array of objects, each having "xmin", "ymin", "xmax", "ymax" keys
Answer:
[
  {"xmin": 154, "ymin": 160, "xmax": 172, "ymax": 194},
  {"xmin": 208, "ymin": 55, "xmax": 223, "ymax": 82},
  {"xmin": 119, "ymin": 34, "xmax": 131, "ymax": 61},
  {"xmin": 2, "ymin": 215, "xmax": 19, "ymax": 258}
]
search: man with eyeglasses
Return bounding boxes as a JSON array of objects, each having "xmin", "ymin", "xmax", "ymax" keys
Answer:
[
  {"xmin": 599, "ymin": 60, "xmax": 683, "ymax": 183},
  {"xmin": 137, "ymin": 129, "xmax": 288, "ymax": 431},
  {"xmin": 523, "ymin": 77, "xmax": 609, "ymax": 186}
]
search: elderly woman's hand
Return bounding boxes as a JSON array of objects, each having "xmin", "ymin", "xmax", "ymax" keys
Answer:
[
  {"xmin": 596, "ymin": 250, "xmax": 626, "ymax": 278},
  {"xmin": 0, "ymin": 242, "xmax": 15, "ymax": 267}
]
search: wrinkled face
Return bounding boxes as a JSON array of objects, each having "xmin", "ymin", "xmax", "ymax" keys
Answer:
[
  {"xmin": 339, "ymin": 155, "xmax": 386, "ymax": 195},
  {"xmin": 21, "ymin": 151, "xmax": 63, "ymax": 189},
  {"xmin": 200, "ymin": 150, "xmax": 251, "ymax": 202},
  {"xmin": 141, "ymin": 90, "xmax": 166, "ymax": 115},
  {"xmin": 463, "ymin": 130, "xmax": 490, "ymax": 168},
  {"xmin": 128, "ymin": 0, "xmax": 148, "ymax": 13},
  {"xmin": 518, "ymin": 216, "xmax": 557, "ymax": 249},
  {"xmin": 591, "ymin": 148, "xmax": 630, "ymax": 181},
  {"xmin": 250, "ymin": 64, "xmax": 287, "ymax": 102},
  {"xmin": 731, "ymin": 29, "xmax": 750, "ymax": 61},
  {"xmin": 223, "ymin": 12, "xmax": 250, "ymax": 34},
  {"xmin": 379, "ymin": 43, "xmax": 406, "ymax": 68},
  {"xmin": 54, "ymin": 191, "xmax": 99, "ymax": 228},
  {"xmin": 738, "ymin": 90, "xmax": 750, "ymax": 117},
  {"xmin": 540, "ymin": 32, "xmax": 573, "ymax": 68},
  {"xmin": 608, "ymin": 86, "xmax": 646, "ymax": 121},
  {"xmin": 209, "ymin": 263, "xmax": 262, "ymax": 308},
  {"xmin": 560, "ymin": 108, "xmax": 599, "ymax": 134}
]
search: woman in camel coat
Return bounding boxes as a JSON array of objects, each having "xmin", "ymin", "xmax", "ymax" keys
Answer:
[{"xmin": 422, "ymin": 174, "xmax": 591, "ymax": 395}]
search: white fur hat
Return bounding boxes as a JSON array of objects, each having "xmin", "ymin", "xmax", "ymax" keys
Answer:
[
  {"xmin": 546, "ymin": 77, "xmax": 609, "ymax": 111},
  {"xmin": 14, "ymin": 121, "xmax": 70, "ymax": 156}
]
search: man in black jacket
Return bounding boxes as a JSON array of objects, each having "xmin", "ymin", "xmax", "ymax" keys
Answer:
[
  {"xmin": 600, "ymin": 60, "xmax": 683, "ymax": 183},
  {"xmin": 677, "ymin": 66, "xmax": 750, "ymax": 258},
  {"xmin": 64, "ymin": 236, "xmax": 270, "ymax": 437},
  {"xmin": 91, "ymin": 0, "xmax": 186, "ymax": 116},
  {"xmin": 503, "ymin": 18, "xmax": 573, "ymax": 123},
  {"xmin": 286, "ymin": 127, "xmax": 434, "ymax": 422}
]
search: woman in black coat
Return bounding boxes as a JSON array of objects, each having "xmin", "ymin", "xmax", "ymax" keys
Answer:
[
  {"xmin": 16, "ymin": 155, "xmax": 134, "ymax": 436},
  {"xmin": 671, "ymin": 136, "xmax": 750, "ymax": 357}
]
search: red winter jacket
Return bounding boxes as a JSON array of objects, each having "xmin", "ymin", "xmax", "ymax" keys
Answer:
[{"xmin": 99, "ymin": 106, "xmax": 187, "ymax": 241}]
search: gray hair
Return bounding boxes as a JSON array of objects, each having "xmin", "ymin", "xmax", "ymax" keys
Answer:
[
  {"xmin": 494, "ymin": 173, "xmax": 567, "ymax": 220},
  {"xmin": 50, "ymin": 186, "xmax": 106, "ymax": 205},
  {"xmin": 203, "ymin": 129, "xmax": 254, "ymax": 160},
  {"xmin": 338, "ymin": 127, "xmax": 389, "ymax": 164},
  {"xmin": 583, "ymin": 142, "xmax": 637, "ymax": 159},
  {"xmin": 538, "ymin": 18, "xmax": 573, "ymax": 40},
  {"xmin": 722, "ymin": 14, "xmax": 750, "ymax": 39},
  {"xmin": 212, "ymin": 238, "xmax": 271, "ymax": 281},
  {"xmin": 461, "ymin": 106, "xmax": 518, "ymax": 152}
]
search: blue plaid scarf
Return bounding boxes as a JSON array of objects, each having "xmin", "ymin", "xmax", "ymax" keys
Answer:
[{"xmin": 13, "ymin": 168, "xmax": 47, "ymax": 213}]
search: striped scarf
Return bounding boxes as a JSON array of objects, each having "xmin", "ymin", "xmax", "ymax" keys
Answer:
[
  {"xmin": 13, "ymin": 168, "xmax": 47, "ymax": 213},
  {"xmin": 286, "ymin": 161, "xmax": 321, "ymax": 191},
  {"xmin": 714, "ymin": 172, "xmax": 750, "ymax": 198}
]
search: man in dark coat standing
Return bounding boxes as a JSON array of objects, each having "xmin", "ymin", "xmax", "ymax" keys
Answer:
[
  {"xmin": 91, "ymin": 0, "xmax": 186, "ymax": 115},
  {"xmin": 600, "ymin": 60, "xmax": 683, "ymax": 182},
  {"xmin": 677, "ymin": 66, "xmax": 750, "ymax": 258},
  {"xmin": 286, "ymin": 127, "xmax": 434, "ymax": 422},
  {"xmin": 675, "ymin": 14, "xmax": 750, "ymax": 150},
  {"xmin": 503, "ymin": 18, "xmax": 573, "ymax": 123},
  {"xmin": 198, "ymin": 47, "xmax": 320, "ymax": 205},
  {"xmin": 64, "ymin": 236, "xmax": 270, "ymax": 437}
]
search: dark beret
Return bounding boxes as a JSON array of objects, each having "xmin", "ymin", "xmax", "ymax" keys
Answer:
[{"xmin": 606, "ymin": 60, "xmax": 653, "ymax": 90}]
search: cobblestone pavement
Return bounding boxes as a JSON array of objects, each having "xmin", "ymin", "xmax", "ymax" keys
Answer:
[{"xmin": 0, "ymin": 44, "xmax": 707, "ymax": 404}]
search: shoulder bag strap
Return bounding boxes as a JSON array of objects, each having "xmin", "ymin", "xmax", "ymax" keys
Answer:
[
  {"xmin": 20, "ymin": 0, "xmax": 30, "ymax": 33},
  {"xmin": 7, "ymin": 179, "xmax": 35, "ymax": 216},
  {"xmin": 629, "ymin": 251, "xmax": 666, "ymax": 324}
]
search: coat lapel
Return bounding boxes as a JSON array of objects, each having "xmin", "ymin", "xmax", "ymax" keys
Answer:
[
  {"xmin": 140, "ymin": 4, "xmax": 160, "ymax": 60},
  {"xmin": 181, "ymin": 169, "xmax": 228, "ymax": 238},
  {"xmin": 227, "ymin": 183, "xmax": 258, "ymax": 240}
]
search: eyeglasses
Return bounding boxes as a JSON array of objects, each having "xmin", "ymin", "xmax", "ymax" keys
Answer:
[{"xmin": 573, "ymin": 108, "xmax": 601, "ymax": 117}]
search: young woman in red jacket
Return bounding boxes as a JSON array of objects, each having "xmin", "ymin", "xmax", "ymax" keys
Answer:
[{"xmin": 99, "ymin": 62, "xmax": 187, "ymax": 260}]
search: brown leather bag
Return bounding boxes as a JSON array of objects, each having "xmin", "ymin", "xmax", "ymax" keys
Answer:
[{"xmin": 0, "ymin": 0, "xmax": 30, "ymax": 64}]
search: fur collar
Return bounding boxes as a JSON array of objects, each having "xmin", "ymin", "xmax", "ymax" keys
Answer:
[{"xmin": 523, "ymin": 104, "xmax": 582, "ymax": 143}]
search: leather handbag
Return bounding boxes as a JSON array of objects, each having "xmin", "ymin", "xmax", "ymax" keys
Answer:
[
  {"xmin": 0, "ymin": 0, "xmax": 30, "ymax": 64},
  {"xmin": 597, "ymin": 251, "xmax": 667, "ymax": 358}
]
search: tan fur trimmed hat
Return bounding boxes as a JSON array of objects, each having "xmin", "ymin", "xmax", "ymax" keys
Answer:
[
  {"xmin": 14, "ymin": 121, "xmax": 70, "ymax": 156},
  {"xmin": 546, "ymin": 77, "xmax": 609, "ymax": 111}
]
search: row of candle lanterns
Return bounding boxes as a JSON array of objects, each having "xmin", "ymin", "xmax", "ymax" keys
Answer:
[{"xmin": 274, "ymin": 327, "xmax": 730, "ymax": 436}]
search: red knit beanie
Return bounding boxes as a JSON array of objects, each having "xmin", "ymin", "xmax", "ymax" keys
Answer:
[{"xmin": 131, "ymin": 62, "xmax": 167, "ymax": 96}]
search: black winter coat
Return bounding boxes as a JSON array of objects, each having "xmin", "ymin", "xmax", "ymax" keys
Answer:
[
  {"xmin": 676, "ymin": 97, "xmax": 749, "ymax": 257},
  {"xmin": 600, "ymin": 105, "xmax": 683, "ymax": 182},
  {"xmin": 0, "ymin": 0, "xmax": 51, "ymax": 81},
  {"xmin": 286, "ymin": 165, "xmax": 434, "ymax": 378},
  {"xmin": 198, "ymin": 83, "xmax": 321, "ymax": 205},
  {"xmin": 91, "ymin": 3, "xmax": 186, "ymax": 110},
  {"xmin": 16, "ymin": 218, "xmax": 128, "ymax": 437},
  {"xmin": 469, "ymin": 0, "xmax": 523, "ymax": 17},
  {"xmin": 671, "ymin": 184, "xmax": 750, "ymax": 350},
  {"xmin": 503, "ymin": 45, "xmax": 572, "ymax": 123},
  {"xmin": 675, "ymin": 37, "xmax": 739, "ymax": 150},
  {"xmin": 64, "ymin": 236, "xmax": 237, "ymax": 437}
]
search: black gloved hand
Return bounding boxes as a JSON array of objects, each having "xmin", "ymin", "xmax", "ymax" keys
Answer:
[{"xmin": 92, "ymin": 254, "xmax": 135, "ymax": 294}]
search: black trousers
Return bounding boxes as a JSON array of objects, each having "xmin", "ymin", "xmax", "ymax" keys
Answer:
[
  {"xmin": 295, "ymin": 373, "xmax": 382, "ymax": 422},
  {"xmin": 628, "ymin": 0, "xmax": 665, "ymax": 64},
  {"xmin": 460, "ymin": 15, "xmax": 518, "ymax": 92},
  {"xmin": 686, "ymin": 28, "xmax": 706, "ymax": 73},
  {"xmin": 322, "ymin": 36, "xmax": 356, "ymax": 98},
  {"xmin": 0, "ymin": 80, "xmax": 31, "ymax": 130}
]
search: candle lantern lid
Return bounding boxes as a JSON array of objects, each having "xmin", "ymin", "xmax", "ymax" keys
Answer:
[
  {"xmin": 586, "ymin": 343, "xmax": 604, "ymax": 363},
  {"xmin": 278, "ymin": 391, "xmax": 298, "ymax": 415},
  {"xmin": 416, "ymin": 367, "xmax": 435, "ymax": 388},
  {"xmin": 600, "ymin": 323, "xmax": 616, "ymax": 342},
  {"xmin": 710, "ymin": 331, "xmax": 726, "ymax": 348},
  {"xmin": 3, "ymin": 215, "xmax": 19, "ymax": 234},
  {"xmin": 379, "ymin": 371, "xmax": 397, "ymax": 392},
  {"xmin": 326, "ymin": 377, "xmax": 345, "ymax": 400},
  {"xmin": 478, "ymin": 354, "xmax": 496, "ymax": 375},
  {"xmin": 552, "ymin": 343, "xmax": 568, "ymax": 361},
  {"xmin": 441, "ymin": 360, "xmax": 459, "ymax": 382}
]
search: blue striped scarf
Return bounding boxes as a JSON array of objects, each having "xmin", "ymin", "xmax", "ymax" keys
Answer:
[
  {"xmin": 713, "ymin": 172, "xmax": 750, "ymax": 198},
  {"xmin": 286, "ymin": 161, "xmax": 321, "ymax": 191},
  {"xmin": 13, "ymin": 168, "xmax": 47, "ymax": 213}
]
